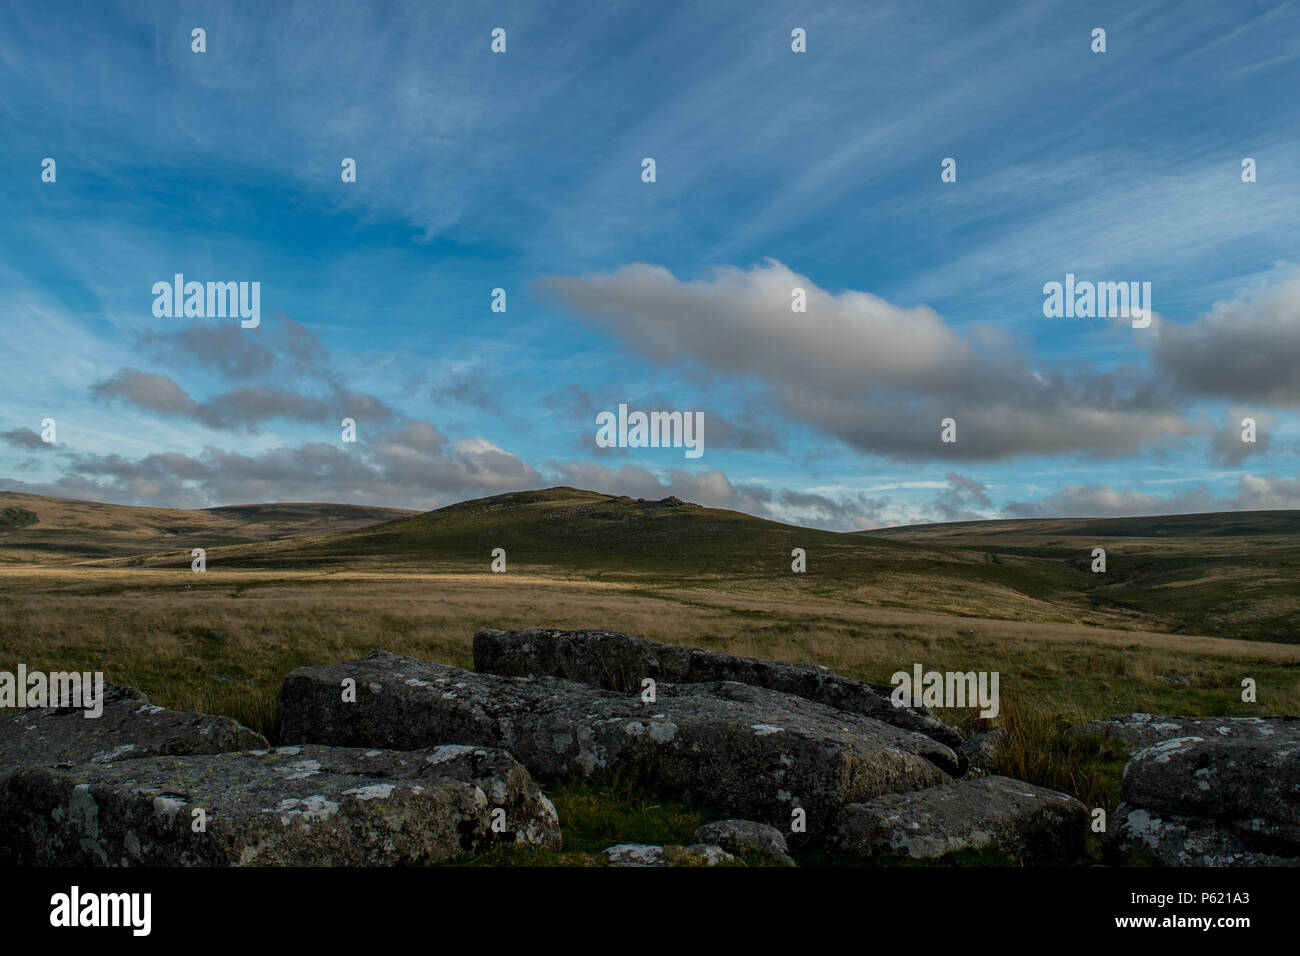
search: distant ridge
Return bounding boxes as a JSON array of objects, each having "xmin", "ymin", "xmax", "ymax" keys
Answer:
[{"xmin": 0, "ymin": 490, "xmax": 416, "ymax": 564}]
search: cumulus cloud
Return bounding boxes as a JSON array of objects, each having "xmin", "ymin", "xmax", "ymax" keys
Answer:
[
  {"xmin": 89, "ymin": 369, "xmax": 402, "ymax": 432},
  {"xmin": 775, "ymin": 488, "xmax": 890, "ymax": 530},
  {"xmin": 1, "ymin": 428, "xmax": 52, "ymax": 450},
  {"xmin": 95, "ymin": 315, "xmax": 405, "ymax": 432},
  {"xmin": 544, "ymin": 384, "xmax": 784, "ymax": 455},
  {"xmin": 0, "ymin": 420, "xmax": 542, "ymax": 510},
  {"xmin": 136, "ymin": 315, "xmax": 332, "ymax": 383},
  {"xmin": 1146, "ymin": 276, "xmax": 1300, "ymax": 406},
  {"xmin": 1208, "ymin": 410, "xmax": 1275, "ymax": 467},
  {"xmin": 1002, "ymin": 473, "xmax": 1300, "ymax": 518},
  {"xmin": 540, "ymin": 259, "xmax": 1197, "ymax": 461},
  {"xmin": 927, "ymin": 472, "xmax": 993, "ymax": 522}
]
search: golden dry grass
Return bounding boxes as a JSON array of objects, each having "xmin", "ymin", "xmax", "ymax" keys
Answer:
[{"xmin": 3, "ymin": 566, "xmax": 1295, "ymax": 723}]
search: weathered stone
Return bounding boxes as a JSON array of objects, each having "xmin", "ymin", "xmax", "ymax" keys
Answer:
[
  {"xmin": 281, "ymin": 651, "xmax": 956, "ymax": 836},
  {"xmin": 832, "ymin": 775, "xmax": 1086, "ymax": 864},
  {"xmin": 958, "ymin": 728, "xmax": 1004, "ymax": 770},
  {"xmin": 473, "ymin": 628, "xmax": 964, "ymax": 753},
  {"xmin": 604, "ymin": 843, "xmax": 735, "ymax": 867},
  {"xmin": 0, "ymin": 743, "xmax": 559, "ymax": 866},
  {"xmin": 693, "ymin": 818, "xmax": 795, "ymax": 866},
  {"xmin": 1106, "ymin": 802, "xmax": 1298, "ymax": 867},
  {"xmin": 1114, "ymin": 736, "xmax": 1300, "ymax": 855},
  {"xmin": 1067, "ymin": 713, "xmax": 1300, "ymax": 752},
  {"xmin": 0, "ymin": 682, "xmax": 267, "ymax": 773}
]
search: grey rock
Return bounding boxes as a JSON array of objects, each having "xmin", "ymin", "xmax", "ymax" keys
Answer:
[
  {"xmin": 0, "ymin": 743, "xmax": 560, "ymax": 866},
  {"xmin": 604, "ymin": 843, "xmax": 735, "ymax": 867},
  {"xmin": 1114, "ymin": 735, "xmax": 1300, "ymax": 856},
  {"xmin": 832, "ymin": 774, "xmax": 1087, "ymax": 864},
  {"xmin": 473, "ymin": 628, "xmax": 964, "ymax": 753},
  {"xmin": 958, "ymin": 728, "xmax": 1005, "ymax": 770},
  {"xmin": 281, "ymin": 651, "xmax": 956, "ymax": 836},
  {"xmin": 1067, "ymin": 713, "xmax": 1300, "ymax": 751},
  {"xmin": 693, "ymin": 818, "xmax": 795, "ymax": 865},
  {"xmin": 1106, "ymin": 802, "xmax": 1299, "ymax": 867},
  {"xmin": 0, "ymin": 682, "xmax": 267, "ymax": 773}
]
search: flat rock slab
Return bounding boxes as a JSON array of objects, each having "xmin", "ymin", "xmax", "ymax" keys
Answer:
[
  {"xmin": 1107, "ymin": 802, "xmax": 1298, "ymax": 867},
  {"xmin": 0, "ymin": 743, "xmax": 560, "ymax": 866},
  {"xmin": 1068, "ymin": 714, "xmax": 1300, "ymax": 752},
  {"xmin": 474, "ymin": 628, "xmax": 963, "ymax": 751},
  {"xmin": 832, "ymin": 774, "xmax": 1086, "ymax": 864},
  {"xmin": 604, "ymin": 843, "xmax": 734, "ymax": 867},
  {"xmin": 281, "ymin": 651, "xmax": 956, "ymax": 836},
  {"xmin": 0, "ymin": 683, "xmax": 267, "ymax": 773}
]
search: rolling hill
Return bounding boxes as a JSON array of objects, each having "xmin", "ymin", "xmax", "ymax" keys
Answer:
[
  {"xmin": 77, "ymin": 487, "xmax": 1131, "ymax": 630},
  {"xmin": 0, "ymin": 491, "xmax": 416, "ymax": 565},
  {"xmin": 864, "ymin": 511, "xmax": 1300, "ymax": 643},
  {"xmin": 2, "ymin": 487, "xmax": 1294, "ymax": 642}
]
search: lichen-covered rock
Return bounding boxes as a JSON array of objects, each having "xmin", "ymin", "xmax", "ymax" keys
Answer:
[
  {"xmin": 473, "ymin": 628, "xmax": 964, "ymax": 752},
  {"xmin": 0, "ymin": 683, "xmax": 267, "ymax": 773},
  {"xmin": 1067, "ymin": 714, "xmax": 1300, "ymax": 752},
  {"xmin": 1106, "ymin": 802, "xmax": 1298, "ymax": 867},
  {"xmin": 1122, "ymin": 736, "xmax": 1300, "ymax": 830},
  {"xmin": 958, "ymin": 728, "xmax": 1004, "ymax": 770},
  {"xmin": 693, "ymin": 819, "xmax": 795, "ymax": 866},
  {"xmin": 832, "ymin": 775, "xmax": 1086, "ymax": 864},
  {"xmin": 0, "ymin": 744, "xmax": 559, "ymax": 866},
  {"xmin": 281, "ymin": 651, "xmax": 956, "ymax": 836},
  {"xmin": 604, "ymin": 843, "xmax": 735, "ymax": 867},
  {"xmin": 1104, "ymin": 735, "xmax": 1300, "ymax": 863}
]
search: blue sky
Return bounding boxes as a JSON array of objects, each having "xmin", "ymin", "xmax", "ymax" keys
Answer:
[{"xmin": 1, "ymin": 0, "xmax": 1298, "ymax": 529}]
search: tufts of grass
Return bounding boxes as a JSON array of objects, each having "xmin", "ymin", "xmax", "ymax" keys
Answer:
[{"xmin": 985, "ymin": 695, "xmax": 1128, "ymax": 814}]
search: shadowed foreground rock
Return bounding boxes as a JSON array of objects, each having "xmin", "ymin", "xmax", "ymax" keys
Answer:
[
  {"xmin": 474, "ymin": 628, "xmax": 964, "ymax": 751},
  {"xmin": 281, "ymin": 651, "xmax": 957, "ymax": 836},
  {"xmin": 1068, "ymin": 714, "xmax": 1300, "ymax": 752},
  {"xmin": 0, "ymin": 744, "xmax": 559, "ymax": 865},
  {"xmin": 1106, "ymin": 806, "xmax": 1299, "ymax": 866},
  {"xmin": 833, "ymin": 775, "xmax": 1086, "ymax": 864},
  {"xmin": 1106, "ymin": 735, "xmax": 1300, "ymax": 865},
  {"xmin": 693, "ymin": 819, "xmax": 795, "ymax": 865},
  {"xmin": 604, "ymin": 843, "xmax": 735, "ymax": 866},
  {"xmin": 0, "ymin": 683, "xmax": 267, "ymax": 773}
]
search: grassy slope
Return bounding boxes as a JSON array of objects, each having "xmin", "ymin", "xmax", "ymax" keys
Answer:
[
  {"xmin": 0, "ymin": 490, "xmax": 416, "ymax": 565},
  {"xmin": 100, "ymin": 487, "xmax": 1121, "ymax": 629},
  {"xmin": 865, "ymin": 511, "xmax": 1300, "ymax": 643}
]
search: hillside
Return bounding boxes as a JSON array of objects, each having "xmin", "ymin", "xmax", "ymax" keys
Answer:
[
  {"xmin": 5, "ymin": 488, "xmax": 1295, "ymax": 641},
  {"xmin": 863, "ymin": 511, "xmax": 1300, "ymax": 642},
  {"xmin": 0, "ymin": 491, "xmax": 416, "ymax": 565},
  {"xmin": 100, "ymin": 487, "xmax": 1131, "ymax": 629}
]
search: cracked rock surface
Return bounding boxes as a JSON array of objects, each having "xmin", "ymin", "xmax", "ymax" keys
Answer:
[
  {"xmin": 281, "ymin": 650, "xmax": 957, "ymax": 837},
  {"xmin": 0, "ymin": 743, "xmax": 560, "ymax": 866}
]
